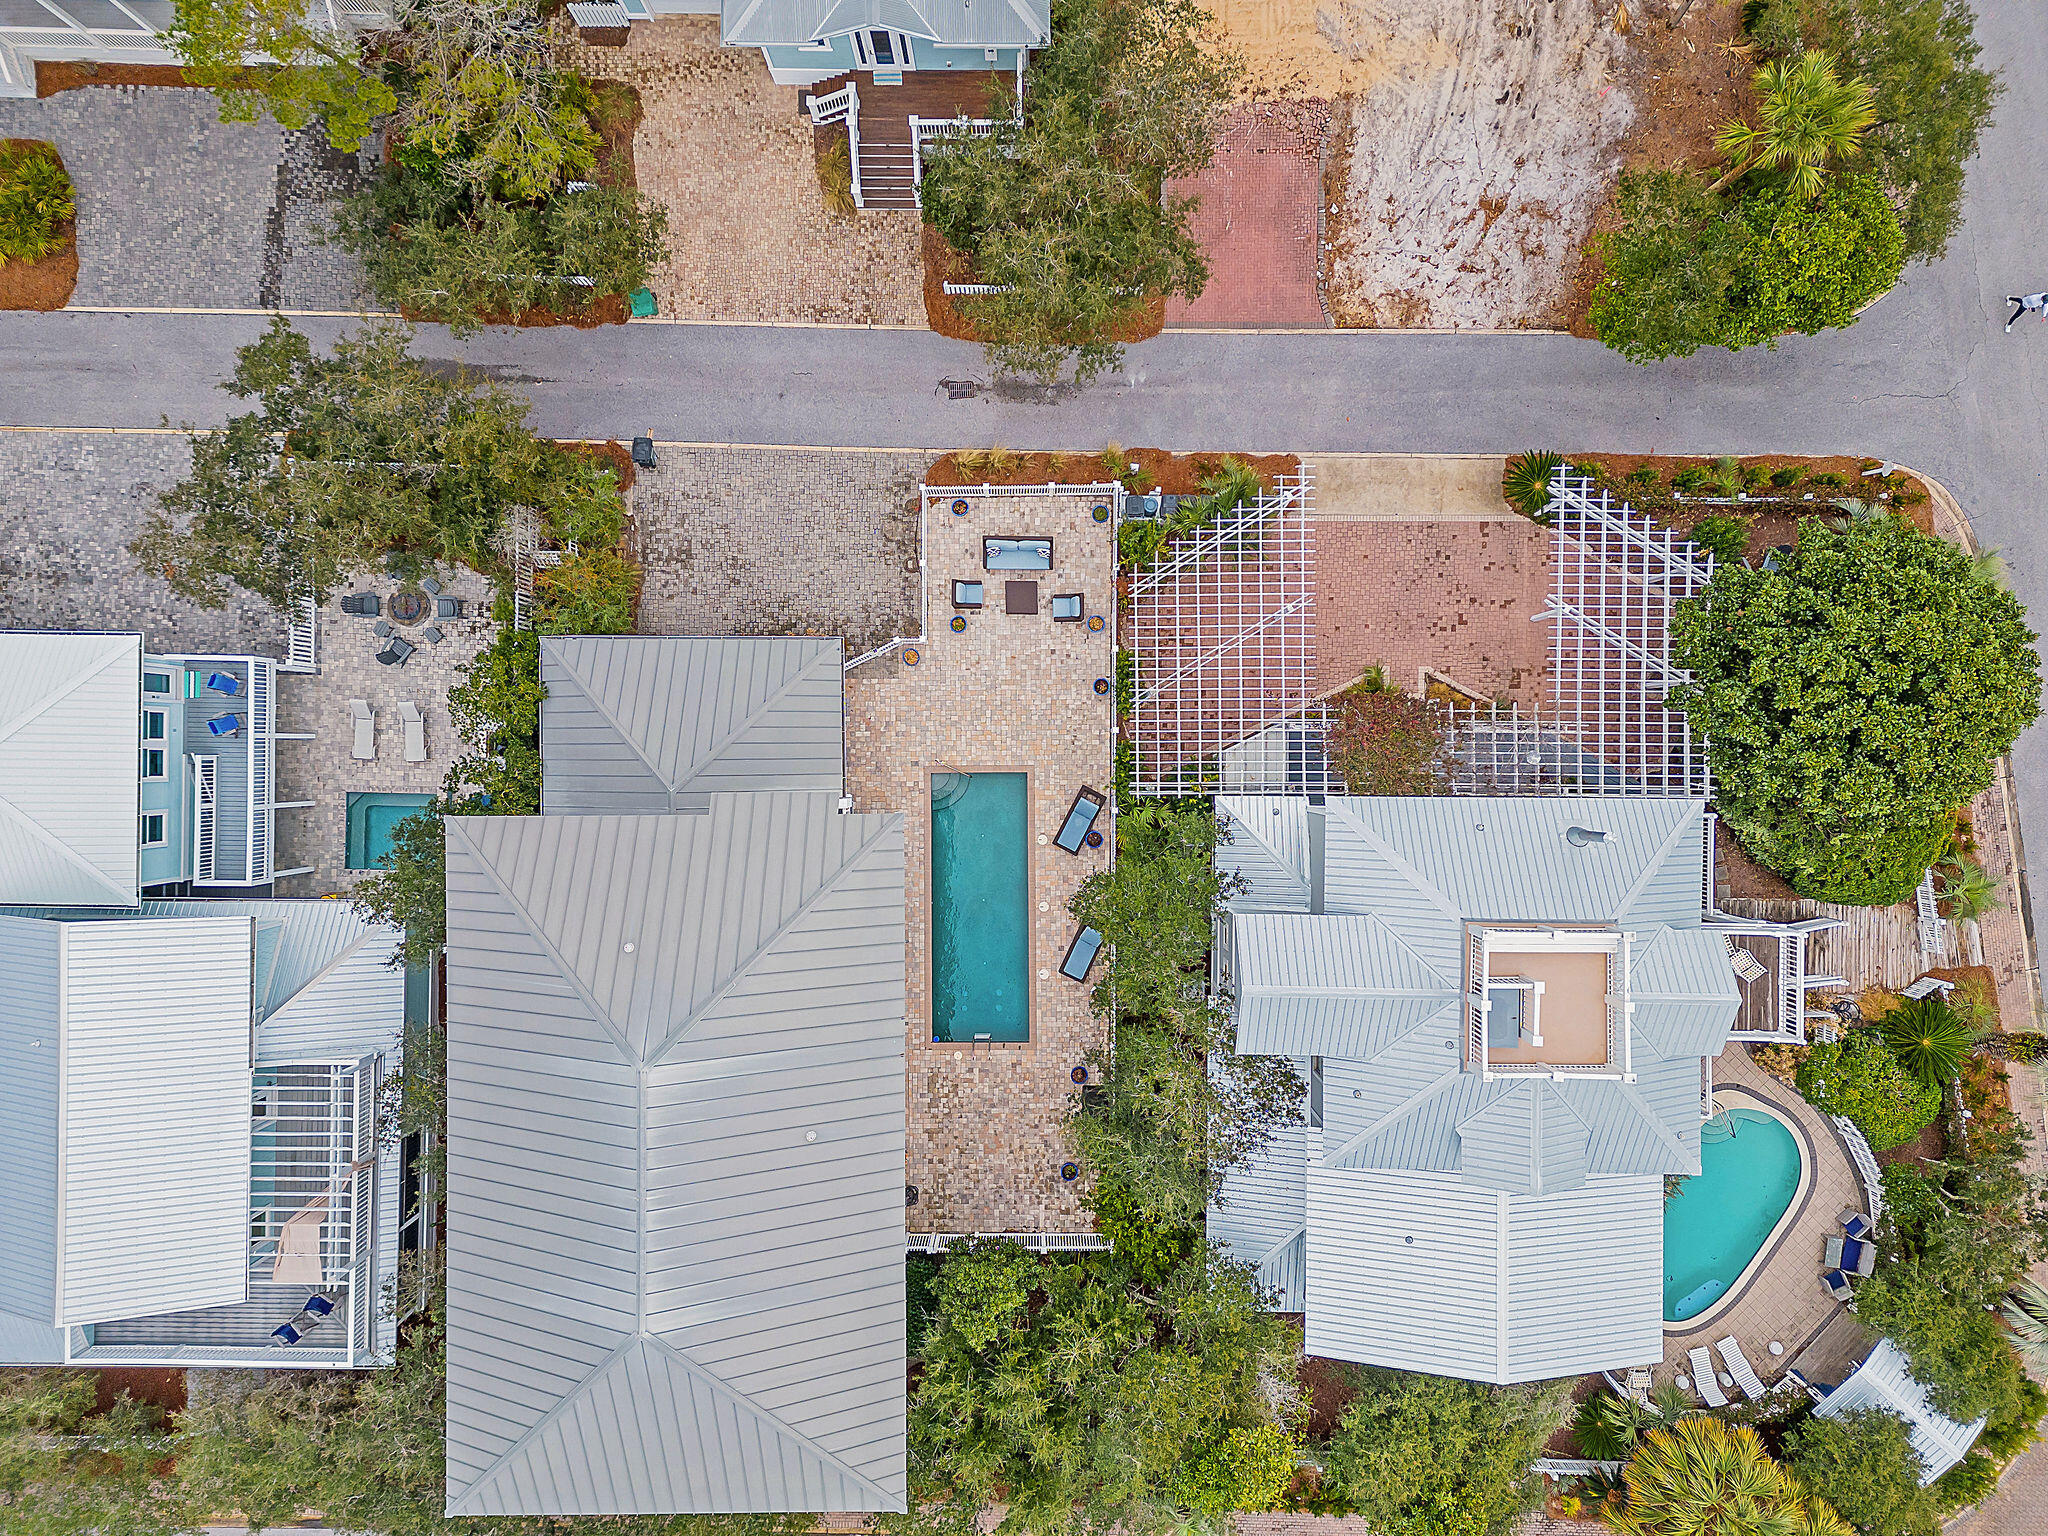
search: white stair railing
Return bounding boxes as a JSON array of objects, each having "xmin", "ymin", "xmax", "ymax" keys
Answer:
[{"xmin": 807, "ymin": 83, "xmax": 864, "ymax": 209}]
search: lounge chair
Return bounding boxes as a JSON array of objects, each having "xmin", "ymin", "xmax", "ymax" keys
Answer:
[
  {"xmin": 1838, "ymin": 1209, "xmax": 1872, "ymax": 1241},
  {"xmin": 1688, "ymin": 1346, "xmax": 1730, "ymax": 1407},
  {"xmin": 302, "ymin": 1292, "xmax": 337, "ymax": 1319},
  {"xmin": 435, "ymin": 596, "xmax": 466, "ymax": 620},
  {"xmin": 270, "ymin": 1319, "xmax": 305, "ymax": 1347},
  {"xmin": 377, "ymin": 638, "xmax": 415, "ymax": 667},
  {"xmin": 204, "ymin": 671, "xmax": 239, "ymax": 696},
  {"xmin": 1053, "ymin": 786, "xmax": 1106, "ymax": 854},
  {"xmin": 1621, "ymin": 1366, "xmax": 1652, "ymax": 1406},
  {"xmin": 1716, "ymin": 1337, "xmax": 1768, "ymax": 1401},
  {"xmin": 1060, "ymin": 925, "xmax": 1104, "ymax": 982},
  {"xmin": 350, "ymin": 699, "xmax": 375, "ymax": 761},
  {"xmin": 1822, "ymin": 1268, "xmax": 1855, "ymax": 1302},
  {"xmin": 1728, "ymin": 945, "xmax": 1769, "ymax": 984},
  {"xmin": 1050, "ymin": 592, "xmax": 1085, "ymax": 622},
  {"xmin": 952, "ymin": 579, "xmax": 984, "ymax": 609},
  {"xmin": 340, "ymin": 592, "xmax": 379, "ymax": 617},
  {"xmin": 207, "ymin": 713, "xmax": 241, "ymax": 737},
  {"xmin": 399, "ymin": 700, "xmax": 427, "ymax": 763}
]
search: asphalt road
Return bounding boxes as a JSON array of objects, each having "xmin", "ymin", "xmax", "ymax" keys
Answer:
[{"xmin": 1, "ymin": 7, "xmax": 2043, "ymax": 959}]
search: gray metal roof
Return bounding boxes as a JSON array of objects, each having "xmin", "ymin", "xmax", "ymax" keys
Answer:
[
  {"xmin": 1815, "ymin": 1339, "xmax": 1985, "ymax": 1484},
  {"xmin": 722, "ymin": 0, "xmax": 1048, "ymax": 47},
  {"xmin": 442, "ymin": 798, "xmax": 908, "ymax": 1517},
  {"xmin": 1303, "ymin": 1168, "xmax": 1664, "ymax": 1383},
  {"xmin": 0, "ymin": 632, "xmax": 141, "ymax": 906},
  {"xmin": 540, "ymin": 636, "xmax": 845, "ymax": 814}
]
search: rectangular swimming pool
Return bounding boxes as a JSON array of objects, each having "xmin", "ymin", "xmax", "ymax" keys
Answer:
[
  {"xmin": 346, "ymin": 792, "xmax": 436, "ymax": 871},
  {"xmin": 930, "ymin": 771, "xmax": 1030, "ymax": 1042}
]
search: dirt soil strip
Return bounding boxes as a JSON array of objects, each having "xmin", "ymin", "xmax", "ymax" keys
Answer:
[{"xmin": 0, "ymin": 138, "xmax": 77, "ymax": 310}]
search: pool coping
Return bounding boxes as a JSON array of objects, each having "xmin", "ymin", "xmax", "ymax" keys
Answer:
[
  {"xmin": 1663, "ymin": 1083, "xmax": 1817, "ymax": 1335},
  {"xmin": 925, "ymin": 764, "xmax": 1038, "ymax": 1046}
]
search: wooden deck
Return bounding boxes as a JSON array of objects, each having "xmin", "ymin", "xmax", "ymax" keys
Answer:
[
  {"xmin": 810, "ymin": 70, "xmax": 1014, "ymax": 211},
  {"xmin": 1720, "ymin": 895, "xmax": 1954, "ymax": 994}
]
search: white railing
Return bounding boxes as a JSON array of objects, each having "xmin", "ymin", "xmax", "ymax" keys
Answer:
[
  {"xmin": 807, "ymin": 82, "xmax": 864, "ymax": 209},
  {"xmin": 248, "ymin": 662, "xmax": 273, "ymax": 884},
  {"xmin": 249, "ymin": 1065, "xmax": 363, "ymax": 1285},
  {"xmin": 193, "ymin": 755, "xmax": 218, "ymax": 884},
  {"xmin": 1703, "ymin": 811, "xmax": 1719, "ymax": 915},
  {"xmin": 1916, "ymin": 870, "xmax": 1945, "ymax": 958},
  {"xmin": 1830, "ymin": 1114, "xmax": 1886, "ymax": 1223},
  {"xmin": 907, "ymin": 1232, "xmax": 1112, "ymax": 1254},
  {"xmin": 285, "ymin": 590, "xmax": 317, "ymax": 672},
  {"xmin": 911, "ymin": 116, "xmax": 1001, "ymax": 208}
]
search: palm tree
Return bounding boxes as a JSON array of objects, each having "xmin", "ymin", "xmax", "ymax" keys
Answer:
[
  {"xmin": 1607, "ymin": 1416, "xmax": 1850, "ymax": 1536},
  {"xmin": 1710, "ymin": 51, "xmax": 1879, "ymax": 199},
  {"xmin": 2001, "ymin": 1276, "xmax": 2048, "ymax": 1376},
  {"xmin": 1879, "ymin": 996, "xmax": 1986, "ymax": 1087}
]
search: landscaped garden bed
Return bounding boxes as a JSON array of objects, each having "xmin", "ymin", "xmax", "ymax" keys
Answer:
[
  {"xmin": 926, "ymin": 445, "xmax": 1296, "ymax": 493},
  {"xmin": 0, "ymin": 139, "xmax": 77, "ymax": 311},
  {"xmin": 34, "ymin": 61, "xmax": 201, "ymax": 95}
]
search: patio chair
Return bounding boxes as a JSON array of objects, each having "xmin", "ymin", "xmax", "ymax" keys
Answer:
[
  {"xmin": 1716, "ymin": 1336, "xmax": 1768, "ymax": 1401},
  {"xmin": 421, "ymin": 625, "xmax": 445, "ymax": 645},
  {"xmin": 1822, "ymin": 1268, "xmax": 1855, "ymax": 1302},
  {"xmin": 399, "ymin": 700, "xmax": 427, "ymax": 763},
  {"xmin": 207, "ymin": 713, "xmax": 241, "ymax": 737},
  {"xmin": 350, "ymin": 699, "xmax": 375, "ymax": 761},
  {"xmin": 340, "ymin": 592, "xmax": 379, "ymax": 617},
  {"xmin": 269, "ymin": 1319, "xmax": 305, "ymax": 1347},
  {"xmin": 952, "ymin": 579, "xmax": 985, "ymax": 609},
  {"xmin": 373, "ymin": 619, "xmax": 393, "ymax": 638},
  {"xmin": 1838, "ymin": 1209, "xmax": 1872, "ymax": 1241},
  {"xmin": 302, "ymin": 1292, "xmax": 337, "ymax": 1319},
  {"xmin": 377, "ymin": 638, "xmax": 415, "ymax": 667},
  {"xmin": 435, "ymin": 596, "xmax": 466, "ymax": 620},
  {"xmin": 1050, "ymin": 592, "xmax": 1085, "ymax": 622},
  {"xmin": 420, "ymin": 576, "xmax": 442, "ymax": 596},
  {"xmin": 1688, "ymin": 1346, "xmax": 1730, "ymax": 1407},
  {"xmin": 1724, "ymin": 935, "xmax": 1769, "ymax": 983},
  {"xmin": 1053, "ymin": 786, "xmax": 1106, "ymax": 854},
  {"xmin": 1060, "ymin": 925, "xmax": 1105, "ymax": 983},
  {"xmin": 1621, "ymin": 1366, "xmax": 1652, "ymax": 1406},
  {"xmin": 204, "ymin": 671, "xmax": 239, "ymax": 696}
]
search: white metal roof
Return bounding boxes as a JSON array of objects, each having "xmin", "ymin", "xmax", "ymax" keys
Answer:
[
  {"xmin": 0, "ymin": 632, "xmax": 141, "ymax": 906},
  {"xmin": 443, "ymin": 799, "xmax": 908, "ymax": 1516},
  {"xmin": 1303, "ymin": 1167, "xmax": 1664, "ymax": 1383},
  {"xmin": 1814, "ymin": 1339, "xmax": 1986, "ymax": 1484},
  {"xmin": 56, "ymin": 917, "xmax": 253, "ymax": 1326},
  {"xmin": 722, "ymin": 0, "xmax": 1048, "ymax": 47}
]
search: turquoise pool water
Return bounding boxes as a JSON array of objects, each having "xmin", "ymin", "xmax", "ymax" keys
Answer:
[
  {"xmin": 346, "ymin": 792, "xmax": 436, "ymax": 871},
  {"xmin": 931, "ymin": 771, "xmax": 1030, "ymax": 1042},
  {"xmin": 1663, "ymin": 1107, "xmax": 1802, "ymax": 1322}
]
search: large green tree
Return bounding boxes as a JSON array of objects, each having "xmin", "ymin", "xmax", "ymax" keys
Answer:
[
  {"xmin": 1067, "ymin": 804, "xmax": 1301, "ymax": 1227},
  {"xmin": 1318, "ymin": 1369, "xmax": 1572, "ymax": 1536},
  {"xmin": 133, "ymin": 319, "xmax": 628, "ymax": 610},
  {"xmin": 920, "ymin": 0, "xmax": 1242, "ymax": 382},
  {"xmin": 1786, "ymin": 1407, "xmax": 1938, "ymax": 1536},
  {"xmin": 167, "ymin": 0, "xmax": 395, "ymax": 150},
  {"xmin": 1670, "ymin": 514, "xmax": 2041, "ymax": 903},
  {"xmin": 1588, "ymin": 171, "xmax": 1748, "ymax": 363},
  {"xmin": 895, "ymin": 1241, "xmax": 1299, "ymax": 1536}
]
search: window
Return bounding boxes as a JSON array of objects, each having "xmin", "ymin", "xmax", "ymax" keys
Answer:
[
  {"xmin": 140, "ymin": 748, "xmax": 166, "ymax": 780},
  {"xmin": 141, "ymin": 710, "xmax": 167, "ymax": 741},
  {"xmin": 140, "ymin": 813, "xmax": 166, "ymax": 847},
  {"xmin": 143, "ymin": 670, "xmax": 172, "ymax": 694}
]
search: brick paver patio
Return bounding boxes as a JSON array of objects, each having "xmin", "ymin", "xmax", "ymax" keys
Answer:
[
  {"xmin": 846, "ymin": 489, "xmax": 1115, "ymax": 1232},
  {"xmin": 1164, "ymin": 103, "xmax": 1330, "ymax": 329},
  {"xmin": 631, "ymin": 447, "xmax": 922, "ymax": 653},
  {"xmin": 272, "ymin": 566, "xmax": 496, "ymax": 895}
]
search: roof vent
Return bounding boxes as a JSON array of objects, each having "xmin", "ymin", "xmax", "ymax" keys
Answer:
[{"xmin": 1566, "ymin": 825, "xmax": 1609, "ymax": 847}]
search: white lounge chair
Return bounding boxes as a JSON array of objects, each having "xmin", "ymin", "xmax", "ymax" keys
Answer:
[
  {"xmin": 349, "ymin": 698, "xmax": 375, "ymax": 761},
  {"xmin": 398, "ymin": 700, "xmax": 426, "ymax": 763},
  {"xmin": 1725, "ymin": 935, "xmax": 1769, "ymax": 984},
  {"xmin": 1689, "ymin": 1345, "xmax": 1730, "ymax": 1407},
  {"xmin": 1717, "ymin": 1336, "xmax": 1768, "ymax": 1401}
]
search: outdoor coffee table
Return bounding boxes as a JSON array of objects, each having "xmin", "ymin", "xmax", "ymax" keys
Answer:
[{"xmin": 388, "ymin": 588, "xmax": 429, "ymax": 625}]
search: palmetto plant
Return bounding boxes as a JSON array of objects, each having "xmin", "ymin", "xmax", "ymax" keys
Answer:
[
  {"xmin": 1710, "ymin": 51, "xmax": 1879, "ymax": 200},
  {"xmin": 1936, "ymin": 855, "xmax": 2003, "ymax": 921},
  {"xmin": 1502, "ymin": 450, "xmax": 1564, "ymax": 519},
  {"xmin": 1572, "ymin": 1383, "xmax": 1693, "ymax": 1462},
  {"xmin": 1608, "ymin": 1416, "xmax": 1850, "ymax": 1536},
  {"xmin": 2001, "ymin": 1277, "xmax": 2048, "ymax": 1376},
  {"xmin": 0, "ymin": 141, "xmax": 75, "ymax": 265},
  {"xmin": 1879, "ymin": 995, "xmax": 1985, "ymax": 1087}
]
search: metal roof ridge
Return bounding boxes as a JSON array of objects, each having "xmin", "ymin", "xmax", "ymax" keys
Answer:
[
  {"xmin": 662, "ymin": 642, "xmax": 839, "ymax": 803},
  {"xmin": 1608, "ymin": 803, "xmax": 1703, "ymax": 921},
  {"xmin": 1322, "ymin": 801, "xmax": 1464, "ymax": 924},
  {"xmin": 445, "ymin": 1333, "xmax": 637, "ymax": 1513},
  {"xmin": 1218, "ymin": 804, "xmax": 1311, "ymax": 902},
  {"xmin": 1318, "ymin": 1065, "xmax": 1463, "ymax": 1169}
]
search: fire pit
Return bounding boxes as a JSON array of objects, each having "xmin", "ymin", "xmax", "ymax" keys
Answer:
[{"xmin": 387, "ymin": 588, "xmax": 428, "ymax": 625}]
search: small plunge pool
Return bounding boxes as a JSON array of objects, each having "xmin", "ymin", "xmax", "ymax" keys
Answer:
[
  {"xmin": 1663, "ymin": 1105, "xmax": 1803, "ymax": 1323},
  {"xmin": 930, "ymin": 771, "xmax": 1030, "ymax": 1042},
  {"xmin": 345, "ymin": 791, "xmax": 435, "ymax": 871}
]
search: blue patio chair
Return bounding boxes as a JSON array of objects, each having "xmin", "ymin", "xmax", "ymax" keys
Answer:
[
  {"xmin": 1050, "ymin": 592, "xmax": 1085, "ymax": 622},
  {"xmin": 208, "ymin": 714, "xmax": 242, "ymax": 737},
  {"xmin": 1822, "ymin": 1269, "xmax": 1854, "ymax": 1302},
  {"xmin": 1839, "ymin": 1209, "xmax": 1872, "ymax": 1241},
  {"xmin": 1060, "ymin": 925, "xmax": 1104, "ymax": 983},
  {"xmin": 204, "ymin": 672, "xmax": 239, "ymax": 696},
  {"xmin": 270, "ymin": 1319, "xmax": 304, "ymax": 1347},
  {"xmin": 302, "ymin": 1292, "xmax": 337, "ymax": 1319},
  {"xmin": 1053, "ymin": 786, "xmax": 1106, "ymax": 854}
]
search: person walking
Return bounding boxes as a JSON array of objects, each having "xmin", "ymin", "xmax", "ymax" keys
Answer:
[{"xmin": 2005, "ymin": 292, "xmax": 2048, "ymax": 330}]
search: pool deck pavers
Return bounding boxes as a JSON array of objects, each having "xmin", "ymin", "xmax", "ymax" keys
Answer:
[
  {"xmin": 1657, "ymin": 1044, "xmax": 1869, "ymax": 1395},
  {"xmin": 846, "ymin": 488, "xmax": 1116, "ymax": 1234}
]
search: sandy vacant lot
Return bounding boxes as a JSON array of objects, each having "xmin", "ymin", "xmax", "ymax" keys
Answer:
[
  {"xmin": 1211, "ymin": 0, "xmax": 1632, "ymax": 328},
  {"xmin": 560, "ymin": 18, "xmax": 923, "ymax": 325}
]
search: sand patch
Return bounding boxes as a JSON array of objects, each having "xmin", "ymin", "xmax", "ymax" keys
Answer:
[
  {"xmin": 1318, "ymin": 0, "xmax": 1633, "ymax": 328},
  {"xmin": 1211, "ymin": 0, "xmax": 1458, "ymax": 98}
]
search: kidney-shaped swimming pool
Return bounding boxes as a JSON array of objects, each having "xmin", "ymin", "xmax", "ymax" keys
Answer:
[{"xmin": 1663, "ymin": 1104, "xmax": 1804, "ymax": 1323}]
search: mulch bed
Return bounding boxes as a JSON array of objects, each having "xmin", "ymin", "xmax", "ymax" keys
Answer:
[
  {"xmin": 0, "ymin": 139, "xmax": 77, "ymax": 310},
  {"xmin": 584, "ymin": 78, "xmax": 641, "ymax": 194},
  {"xmin": 921, "ymin": 223, "xmax": 1166, "ymax": 344},
  {"xmin": 404, "ymin": 291, "xmax": 631, "ymax": 329},
  {"xmin": 1560, "ymin": 4, "xmax": 1757, "ymax": 335},
  {"xmin": 926, "ymin": 447, "xmax": 1299, "ymax": 493},
  {"xmin": 1718, "ymin": 826, "xmax": 1801, "ymax": 902},
  {"xmin": 92, "ymin": 1367, "xmax": 186, "ymax": 1415},
  {"xmin": 561, "ymin": 437, "xmax": 636, "ymax": 493},
  {"xmin": 36, "ymin": 61, "xmax": 204, "ymax": 95}
]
